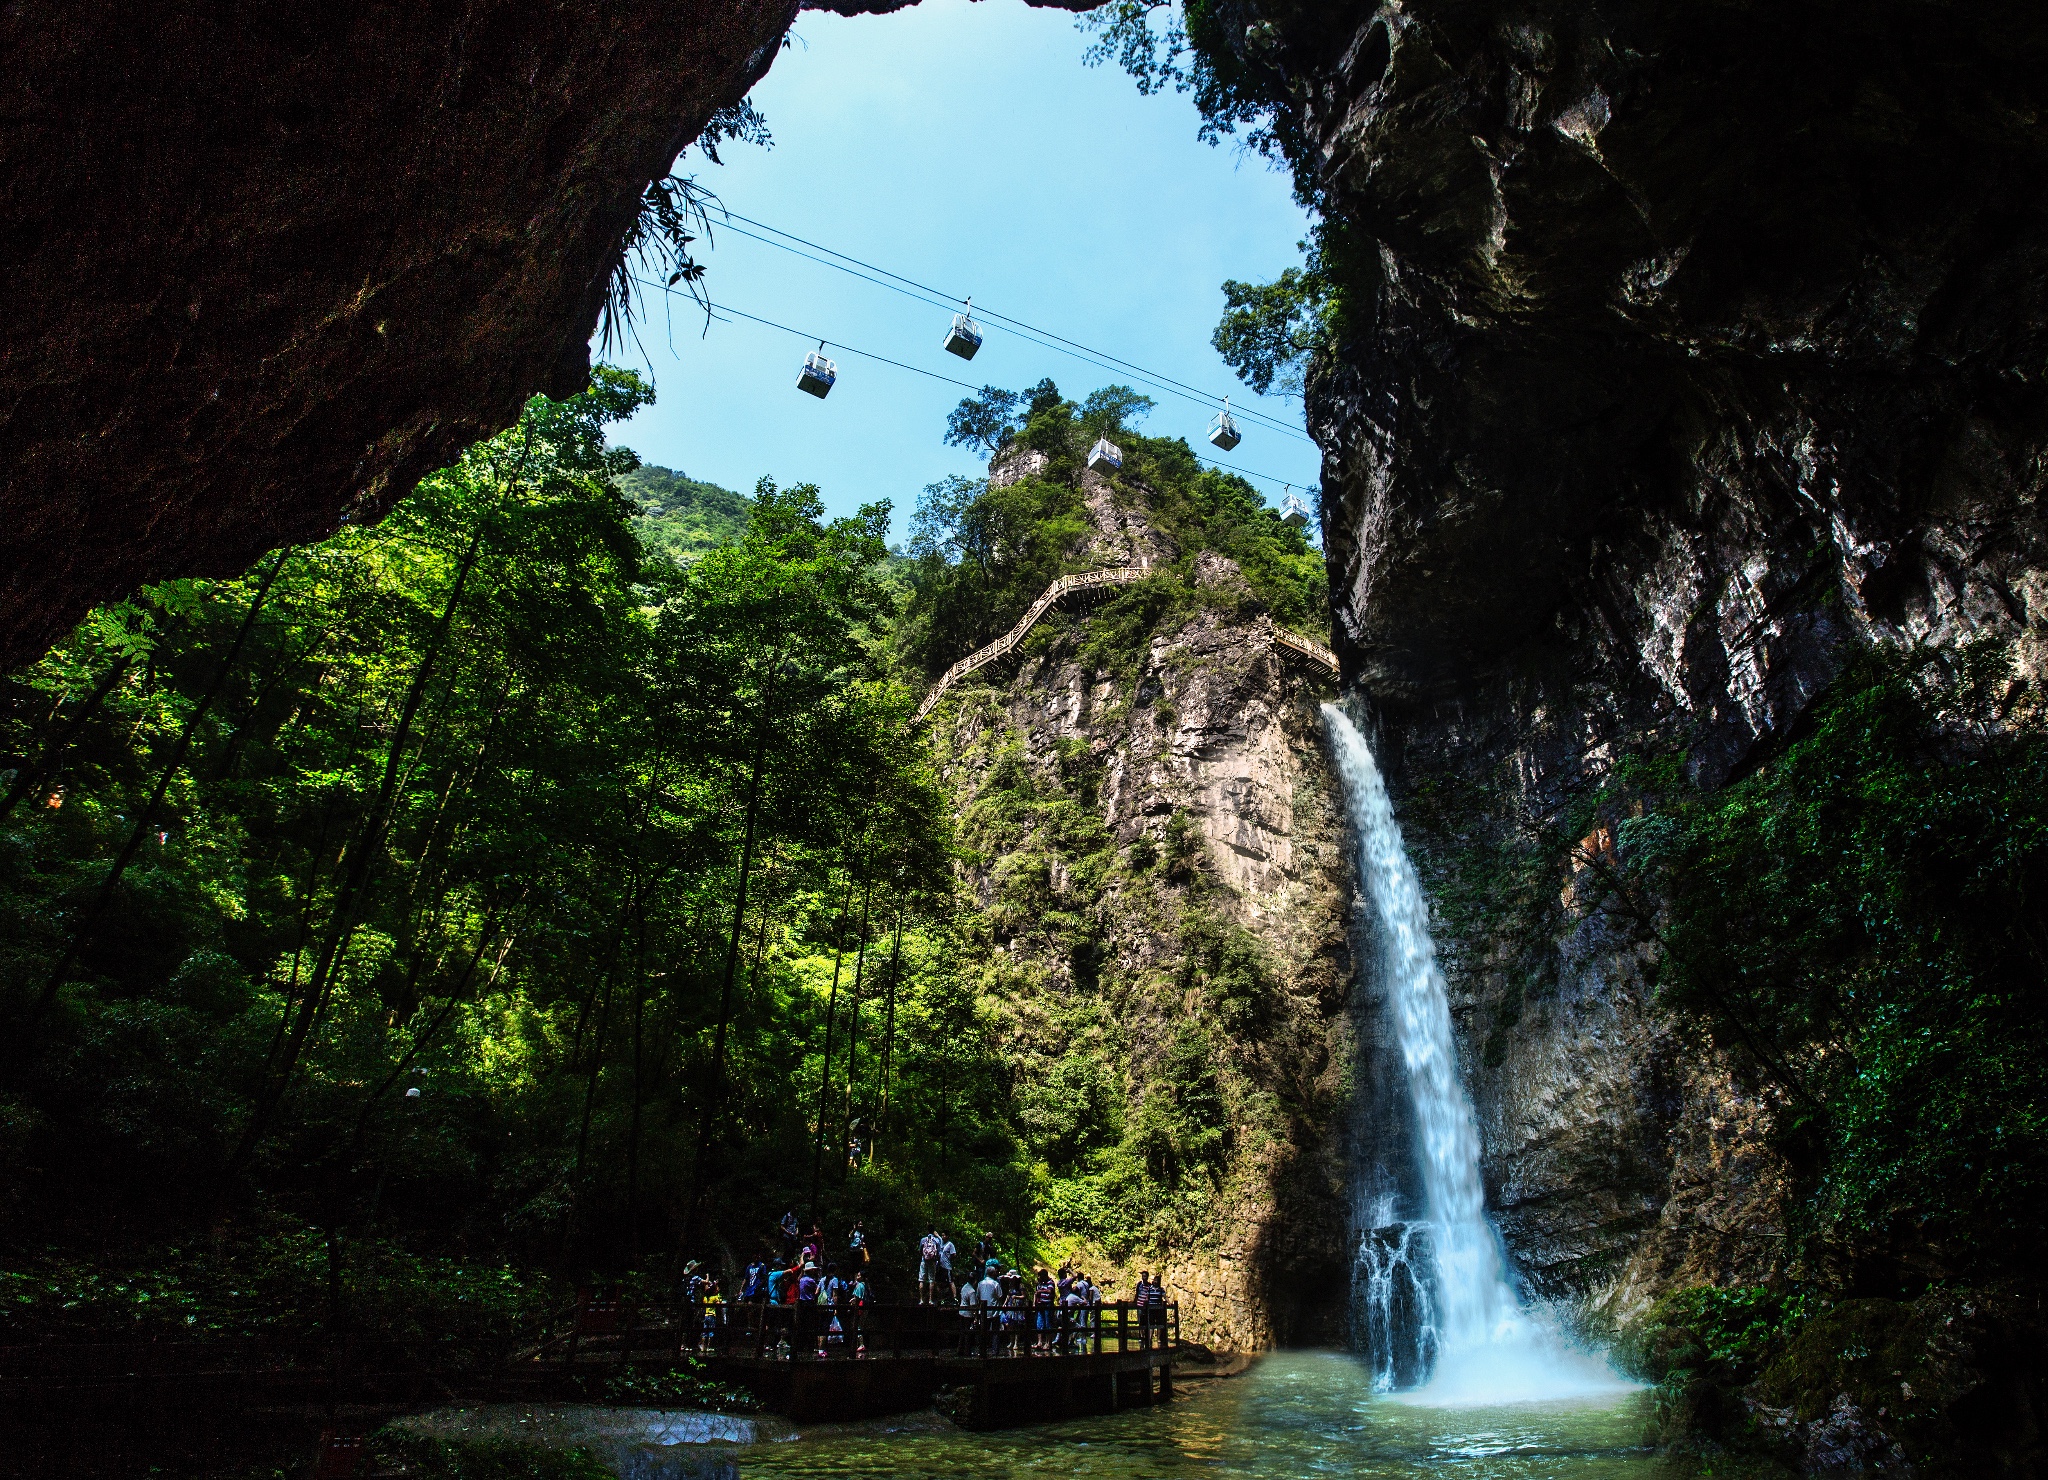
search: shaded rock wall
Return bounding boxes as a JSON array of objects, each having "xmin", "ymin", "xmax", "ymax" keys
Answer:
[
  {"xmin": 1207, "ymin": 0, "xmax": 2048, "ymax": 1321},
  {"xmin": 0, "ymin": 0, "xmax": 800, "ymax": 668},
  {"xmin": 924, "ymin": 468, "xmax": 1353, "ymax": 1349},
  {"xmin": 0, "ymin": 0, "xmax": 1094, "ymax": 671}
]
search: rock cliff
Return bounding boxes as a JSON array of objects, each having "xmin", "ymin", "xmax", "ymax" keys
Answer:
[
  {"xmin": 921, "ymin": 464, "xmax": 1352, "ymax": 1348},
  {"xmin": 0, "ymin": 0, "xmax": 1094, "ymax": 671},
  {"xmin": 1194, "ymin": 0, "xmax": 2048, "ymax": 1329}
]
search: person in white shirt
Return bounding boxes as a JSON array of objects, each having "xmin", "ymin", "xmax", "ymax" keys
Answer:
[
  {"xmin": 956, "ymin": 1269, "xmax": 983, "ymax": 1355},
  {"xmin": 938, "ymin": 1236, "xmax": 957, "ymax": 1298}
]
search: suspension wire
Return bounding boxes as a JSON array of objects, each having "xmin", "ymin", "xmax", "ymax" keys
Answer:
[
  {"xmin": 641, "ymin": 278, "xmax": 1320, "ymax": 494},
  {"xmin": 719, "ymin": 222, "xmax": 962, "ymax": 318},
  {"xmin": 723, "ymin": 211, "xmax": 1289, "ymax": 424},
  {"xmin": 702, "ymin": 299, "xmax": 984, "ymax": 393},
  {"xmin": 720, "ymin": 210, "xmax": 1317, "ymax": 445},
  {"xmin": 717, "ymin": 221, "xmax": 1289, "ymax": 437}
]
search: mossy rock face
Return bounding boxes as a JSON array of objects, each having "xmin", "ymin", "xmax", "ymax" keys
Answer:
[
  {"xmin": 1751, "ymin": 1293, "xmax": 2046, "ymax": 1479},
  {"xmin": 1619, "ymin": 1285, "xmax": 2048, "ymax": 1477},
  {"xmin": 1752, "ymin": 1298, "xmax": 1955, "ymax": 1426}
]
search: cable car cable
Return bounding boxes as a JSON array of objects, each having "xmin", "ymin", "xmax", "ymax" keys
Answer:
[
  {"xmin": 700, "ymin": 301, "xmax": 984, "ymax": 393},
  {"xmin": 724, "ymin": 211, "xmax": 1300, "ymax": 429},
  {"xmin": 720, "ymin": 211, "xmax": 1316, "ymax": 444},
  {"xmin": 640, "ymin": 278, "xmax": 1319, "ymax": 495},
  {"xmin": 716, "ymin": 221, "xmax": 1296, "ymax": 437},
  {"xmin": 719, "ymin": 222, "xmax": 964, "ymax": 318}
]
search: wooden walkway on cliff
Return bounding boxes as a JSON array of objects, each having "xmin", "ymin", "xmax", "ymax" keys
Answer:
[{"xmin": 913, "ymin": 562, "xmax": 1341, "ymax": 724}]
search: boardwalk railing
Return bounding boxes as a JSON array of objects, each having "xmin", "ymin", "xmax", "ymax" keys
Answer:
[
  {"xmin": 1268, "ymin": 625, "xmax": 1340, "ymax": 677},
  {"xmin": 914, "ymin": 566, "xmax": 1151, "ymax": 723},
  {"xmin": 532, "ymin": 1299, "xmax": 1180, "ymax": 1366},
  {"xmin": 914, "ymin": 562, "xmax": 1343, "ymax": 725}
]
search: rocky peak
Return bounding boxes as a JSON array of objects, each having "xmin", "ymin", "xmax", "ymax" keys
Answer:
[{"xmin": 922, "ymin": 466, "xmax": 1352, "ymax": 1348}]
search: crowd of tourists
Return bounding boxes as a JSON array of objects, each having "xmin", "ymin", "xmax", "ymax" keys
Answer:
[{"xmin": 674, "ymin": 1212, "xmax": 1171, "ymax": 1361}]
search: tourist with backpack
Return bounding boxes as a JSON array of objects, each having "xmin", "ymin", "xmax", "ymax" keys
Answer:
[
  {"xmin": 916, "ymin": 1227, "xmax": 944, "ymax": 1304},
  {"xmin": 700, "ymin": 1278, "xmax": 723, "ymax": 1350},
  {"xmin": 1134, "ymin": 1271, "xmax": 1167, "ymax": 1344},
  {"xmin": 1031, "ymin": 1267, "xmax": 1057, "ymax": 1354}
]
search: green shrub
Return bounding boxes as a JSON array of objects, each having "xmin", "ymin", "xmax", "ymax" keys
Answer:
[
  {"xmin": 374, "ymin": 1434, "xmax": 612, "ymax": 1480},
  {"xmin": 596, "ymin": 1359, "xmax": 759, "ymax": 1411},
  {"xmin": 1647, "ymin": 643, "xmax": 2048, "ymax": 1257}
]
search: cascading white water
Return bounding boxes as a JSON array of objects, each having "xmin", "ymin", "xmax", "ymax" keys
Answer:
[{"xmin": 1326, "ymin": 704, "xmax": 1633, "ymax": 1406}]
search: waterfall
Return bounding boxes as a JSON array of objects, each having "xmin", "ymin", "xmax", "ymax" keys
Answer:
[{"xmin": 1325, "ymin": 704, "xmax": 1631, "ymax": 1406}]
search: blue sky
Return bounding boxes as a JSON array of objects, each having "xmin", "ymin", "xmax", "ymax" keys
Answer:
[{"xmin": 606, "ymin": 0, "xmax": 1321, "ymax": 543}]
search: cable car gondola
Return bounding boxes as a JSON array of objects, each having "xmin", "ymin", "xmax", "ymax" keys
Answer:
[
  {"xmin": 943, "ymin": 298, "xmax": 984, "ymax": 361},
  {"xmin": 1208, "ymin": 397, "xmax": 1242, "ymax": 452},
  {"xmin": 1280, "ymin": 487, "xmax": 1312, "ymax": 528},
  {"xmin": 1087, "ymin": 437, "xmax": 1123, "ymax": 475},
  {"xmin": 797, "ymin": 342, "xmax": 838, "ymax": 399}
]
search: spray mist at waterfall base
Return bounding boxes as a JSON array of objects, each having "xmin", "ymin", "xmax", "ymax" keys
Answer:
[
  {"xmin": 1326, "ymin": 704, "xmax": 1639, "ymax": 1409},
  {"xmin": 1390, "ymin": 1305, "xmax": 1640, "ymax": 1408}
]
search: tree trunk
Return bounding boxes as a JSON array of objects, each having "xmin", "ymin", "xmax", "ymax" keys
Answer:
[
  {"xmin": 805, "ymin": 858, "xmax": 864, "ymax": 1227},
  {"xmin": 874, "ymin": 910, "xmax": 905, "ymax": 1164},
  {"xmin": 17, "ymin": 547, "xmax": 292, "ymax": 1047},
  {"xmin": 625, "ymin": 896, "xmax": 648, "ymax": 1269},
  {"xmin": 225, "ymin": 518, "xmax": 486, "ymax": 1178},
  {"xmin": 0, "ymin": 652, "xmax": 134, "ymax": 823},
  {"xmin": 837, "ymin": 880, "xmax": 875, "ymax": 1180}
]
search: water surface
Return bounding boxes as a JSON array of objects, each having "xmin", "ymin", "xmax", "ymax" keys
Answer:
[{"xmin": 735, "ymin": 1352, "xmax": 1678, "ymax": 1479}]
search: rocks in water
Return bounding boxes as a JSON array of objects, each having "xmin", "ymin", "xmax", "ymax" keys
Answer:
[{"xmin": 386, "ymin": 1404, "xmax": 790, "ymax": 1480}]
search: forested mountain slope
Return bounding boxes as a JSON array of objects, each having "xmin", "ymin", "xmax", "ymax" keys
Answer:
[
  {"xmin": 620, "ymin": 465, "xmax": 753, "ymax": 561},
  {"xmin": 0, "ymin": 374, "xmax": 1350, "ymax": 1360}
]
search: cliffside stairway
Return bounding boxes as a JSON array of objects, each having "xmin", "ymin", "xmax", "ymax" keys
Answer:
[{"xmin": 913, "ymin": 562, "xmax": 1340, "ymax": 725}]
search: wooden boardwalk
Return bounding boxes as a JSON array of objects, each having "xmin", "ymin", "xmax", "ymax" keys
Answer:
[
  {"xmin": 0, "ymin": 1301, "xmax": 1187, "ymax": 1431},
  {"xmin": 913, "ymin": 562, "xmax": 1341, "ymax": 725},
  {"xmin": 545, "ymin": 1298, "xmax": 1185, "ymax": 1426}
]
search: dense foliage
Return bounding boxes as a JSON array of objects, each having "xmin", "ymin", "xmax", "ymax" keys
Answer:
[
  {"xmin": 617, "ymin": 464, "xmax": 751, "ymax": 561},
  {"xmin": 1634, "ymin": 643, "xmax": 2048, "ymax": 1264},
  {"xmin": 0, "ymin": 370, "xmax": 1035, "ymax": 1337},
  {"xmin": 900, "ymin": 380, "xmax": 1327, "ymax": 675}
]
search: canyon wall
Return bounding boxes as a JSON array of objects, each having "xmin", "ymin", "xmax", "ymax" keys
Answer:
[
  {"xmin": 0, "ymin": 0, "xmax": 1095, "ymax": 671},
  {"xmin": 921, "ymin": 464, "xmax": 1353, "ymax": 1348},
  {"xmin": 0, "ymin": 0, "xmax": 793, "ymax": 668},
  {"xmin": 1215, "ymin": 0, "xmax": 2048, "ymax": 1324}
]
